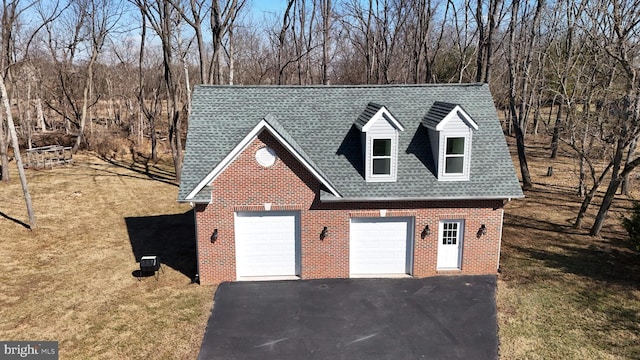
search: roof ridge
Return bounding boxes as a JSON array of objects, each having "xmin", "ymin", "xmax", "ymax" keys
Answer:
[{"xmin": 193, "ymin": 83, "xmax": 487, "ymax": 89}]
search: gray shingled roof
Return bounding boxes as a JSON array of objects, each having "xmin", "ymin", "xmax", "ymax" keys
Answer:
[
  {"xmin": 261, "ymin": 113, "xmax": 334, "ymax": 190},
  {"xmin": 178, "ymin": 84, "xmax": 524, "ymax": 202}
]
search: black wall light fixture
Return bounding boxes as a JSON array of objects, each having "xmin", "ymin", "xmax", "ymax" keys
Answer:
[
  {"xmin": 421, "ymin": 225, "xmax": 430, "ymax": 239},
  {"xmin": 211, "ymin": 228, "xmax": 219, "ymax": 243},
  {"xmin": 320, "ymin": 226, "xmax": 328, "ymax": 240},
  {"xmin": 477, "ymin": 224, "xmax": 487, "ymax": 238}
]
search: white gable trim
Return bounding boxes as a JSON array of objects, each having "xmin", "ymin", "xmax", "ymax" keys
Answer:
[
  {"xmin": 185, "ymin": 119, "xmax": 342, "ymax": 200},
  {"xmin": 361, "ymin": 106, "xmax": 405, "ymax": 132},
  {"xmin": 434, "ymin": 106, "xmax": 478, "ymax": 131}
]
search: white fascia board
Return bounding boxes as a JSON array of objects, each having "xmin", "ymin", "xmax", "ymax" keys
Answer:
[
  {"xmin": 178, "ymin": 198, "xmax": 210, "ymax": 204},
  {"xmin": 361, "ymin": 106, "xmax": 405, "ymax": 132},
  {"xmin": 435, "ymin": 105, "xmax": 479, "ymax": 131},
  {"xmin": 185, "ymin": 119, "xmax": 342, "ymax": 200}
]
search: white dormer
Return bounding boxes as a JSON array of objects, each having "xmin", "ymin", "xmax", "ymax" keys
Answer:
[
  {"xmin": 355, "ymin": 103, "xmax": 404, "ymax": 182},
  {"xmin": 422, "ymin": 102, "xmax": 478, "ymax": 181}
]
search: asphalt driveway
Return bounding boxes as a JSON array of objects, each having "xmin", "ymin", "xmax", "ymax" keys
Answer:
[{"xmin": 197, "ymin": 275, "xmax": 498, "ymax": 360}]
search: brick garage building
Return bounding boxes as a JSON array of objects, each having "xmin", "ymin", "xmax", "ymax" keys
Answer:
[{"xmin": 178, "ymin": 84, "xmax": 523, "ymax": 285}]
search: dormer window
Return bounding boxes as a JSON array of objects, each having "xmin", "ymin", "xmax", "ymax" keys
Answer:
[
  {"xmin": 422, "ymin": 102, "xmax": 478, "ymax": 181},
  {"xmin": 355, "ymin": 103, "xmax": 405, "ymax": 182},
  {"xmin": 372, "ymin": 138, "xmax": 392, "ymax": 175},
  {"xmin": 445, "ymin": 137, "xmax": 465, "ymax": 174}
]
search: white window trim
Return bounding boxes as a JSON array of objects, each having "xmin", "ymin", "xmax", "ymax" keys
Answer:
[
  {"xmin": 366, "ymin": 134, "xmax": 398, "ymax": 182},
  {"xmin": 444, "ymin": 136, "xmax": 466, "ymax": 175},
  {"xmin": 439, "ymin": 132, "xmax": 471, "ymax": 181},
  {"xmin": 371, "ymin": 138, "xmax": 392, "ymax": 176}
]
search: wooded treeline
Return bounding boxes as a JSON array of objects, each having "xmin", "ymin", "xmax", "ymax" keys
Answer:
[{"xmin": 1, "ymin": 0, "xmax": 640, "ymax": 236}]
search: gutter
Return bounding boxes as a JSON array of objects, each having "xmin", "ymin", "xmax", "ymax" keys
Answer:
[{"xmin": 319, "ymin": 193, "xmax": 525, "ymax": 202}]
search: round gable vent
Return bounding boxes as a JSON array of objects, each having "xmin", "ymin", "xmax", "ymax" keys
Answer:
[{"xmin": 255, "ymin": 146, "xmax": 277, "ymax": 167}]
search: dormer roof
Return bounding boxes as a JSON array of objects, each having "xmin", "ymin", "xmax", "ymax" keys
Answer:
[
  {"xmin": 422, "ymin": 102, "xmax": 478, "ymax": 131},
  {"xmin": 355, "ymin": 102, "xmax": 405, "ymax": 132}
]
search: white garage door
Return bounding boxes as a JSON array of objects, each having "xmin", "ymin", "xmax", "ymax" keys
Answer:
[
  {"xmin": 235, "ymin": 211, "xmax": 300, "ymax": 278},
  {"xmin": 350, "ymin": 217, "xmax": 414, "ymax": 276}
]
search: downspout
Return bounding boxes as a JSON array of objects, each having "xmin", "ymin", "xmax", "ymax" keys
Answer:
[{"xmin": 190, "ymin": 202, "xmax": 200, "ymax": 284}]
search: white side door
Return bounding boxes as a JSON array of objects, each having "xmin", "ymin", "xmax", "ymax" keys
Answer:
[{"xmin": 437, "ymin": 220, "xmax": 464, "ymax": 269}]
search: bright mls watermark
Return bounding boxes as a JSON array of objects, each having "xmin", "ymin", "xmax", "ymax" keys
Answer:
[{"xmin": 0, "ymin": 342, "xmax": 57, "ymax": 359}]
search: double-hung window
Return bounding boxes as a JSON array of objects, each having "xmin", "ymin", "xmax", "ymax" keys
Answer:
[
  {"xmin": 372, "ymin": 138, "xmax": 392, "ymax": 175},
  {"xmin": 444, "ymin": 137, "xmax": 465, "ymax": 174}
]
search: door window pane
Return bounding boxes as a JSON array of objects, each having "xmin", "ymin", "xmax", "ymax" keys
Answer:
[{"xmin": 442, "ymin": 222, "xmax": 458, "ymax": 245}]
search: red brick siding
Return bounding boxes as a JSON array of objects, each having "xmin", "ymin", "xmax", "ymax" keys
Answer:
[{"xmin": 195, "ymin": 131, "xmax": 505, "ymax": 285}]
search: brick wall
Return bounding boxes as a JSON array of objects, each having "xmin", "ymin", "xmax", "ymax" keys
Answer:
[{"xmin": 195, "ymin": 131, "xmax": 505, "ymax": 285}]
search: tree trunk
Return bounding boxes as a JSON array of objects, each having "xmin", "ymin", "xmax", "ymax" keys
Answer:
[
  {"xmin": 483, "ymin": 0, "xmax": 500, "ymax": 83},
  {"xmin": 589, "ymin": 134, "xmax": 627, "ymax": 235},
  {"xmin": 621, "ymin": 137, "xmax": 637, "ymax": 195},
  {"xmin": 577, "ymin": 153, "xmax": 585, "ymax": 197},
  {"xmin": 36, "ymin": 97, "xmax": 45, "ymax": 131},
  {"xmin": 0, "ymin": 110, "xmax": 9, "ymax": 182},
  {"xmin": 26, "ymin": 82, "xmax": 32, "ymax": 150},
  {"xmin": 550, "ymin": 100, "xmax": 563, "ymax": 158},
  {"xmin": 72, "ymin": 34, "xmax": 99, "ymax": 153},
  {"xmin": 322, "ymin": 0, "xmax": 330, "ymax": 85},
  {"xmin": 575, "ymin": 185, "xmax": 597, "ymax": 228},
  {"xmin": 474, "ymin": 0, "xmax": 485, "ymax": 83},
  {"xmin": 574, "ymin": 162, "xmax": 611, "ymax": 228},
  {"xmin": 506, "ymin": 0, "xmax": 537, "ymax": 191},
  {"xmin": 228, "ymin": 23, "xmax": 234, "ymax": 85},
  {"xmin": 513, "ymin": 120, "xmax": 533, "ymax": 190},
  {"xmin": 590, "ymin": 176, "xmax": 621, "ymax": 236},
  {"xmin": 0, "ymin": 75, "xmax": 36, "ymax": 229}
]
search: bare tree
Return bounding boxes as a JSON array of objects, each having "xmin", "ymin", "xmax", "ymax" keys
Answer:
[
  {"xmin": 584, "ymin": 0, "xmax": 640, "ymax": 236},
  {"xmin": 168, "ymin": 0, "xmax": 209, "ymax": 83},
  {"xmin": 506, "ymin": 0, "xmax": 543, "ymax": 190},
  {"xmin": 474, "ymin": 0, "xmax": 502, "ymax": 83},
  {"xmin": 73, "ymin": 0, "xmax": 122, "ymax": 152},
  {"xmin": 135, "ymin": 0, "xmax": 186, "ymax": 181},
  {"xmin": 0, "ymin": 0, "xmax": 21, "ymax": 182},
  {"xmin": 41, "ymin": 0, "xmax": 121, "ymax": 153},
  {"xmin": 321, "ymin": 0, "xmax": 332, "ymax": 84},
  {"xmin": 407, "ymin": 0, "xmax": 436, "ymax": 83},
  {"xmin": 0, "ymin": 72, "xmax": 36, "ymax": 229},
  {"xmin": 210, "ymin": 0, "xmax": 245, "ymax": 84},
  {"xmin": 0, "ymin": 107, "xmax": 7, "ymax": 181}
]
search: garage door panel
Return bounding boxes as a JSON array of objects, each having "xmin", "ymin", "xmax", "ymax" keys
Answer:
[
  {"xmin": 350, "ymin": 217, "xmax": 413, "ymax": 275},
  {"xmin": 235, "ymin": 212, "xmax": 300, "ymax": 278}
]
